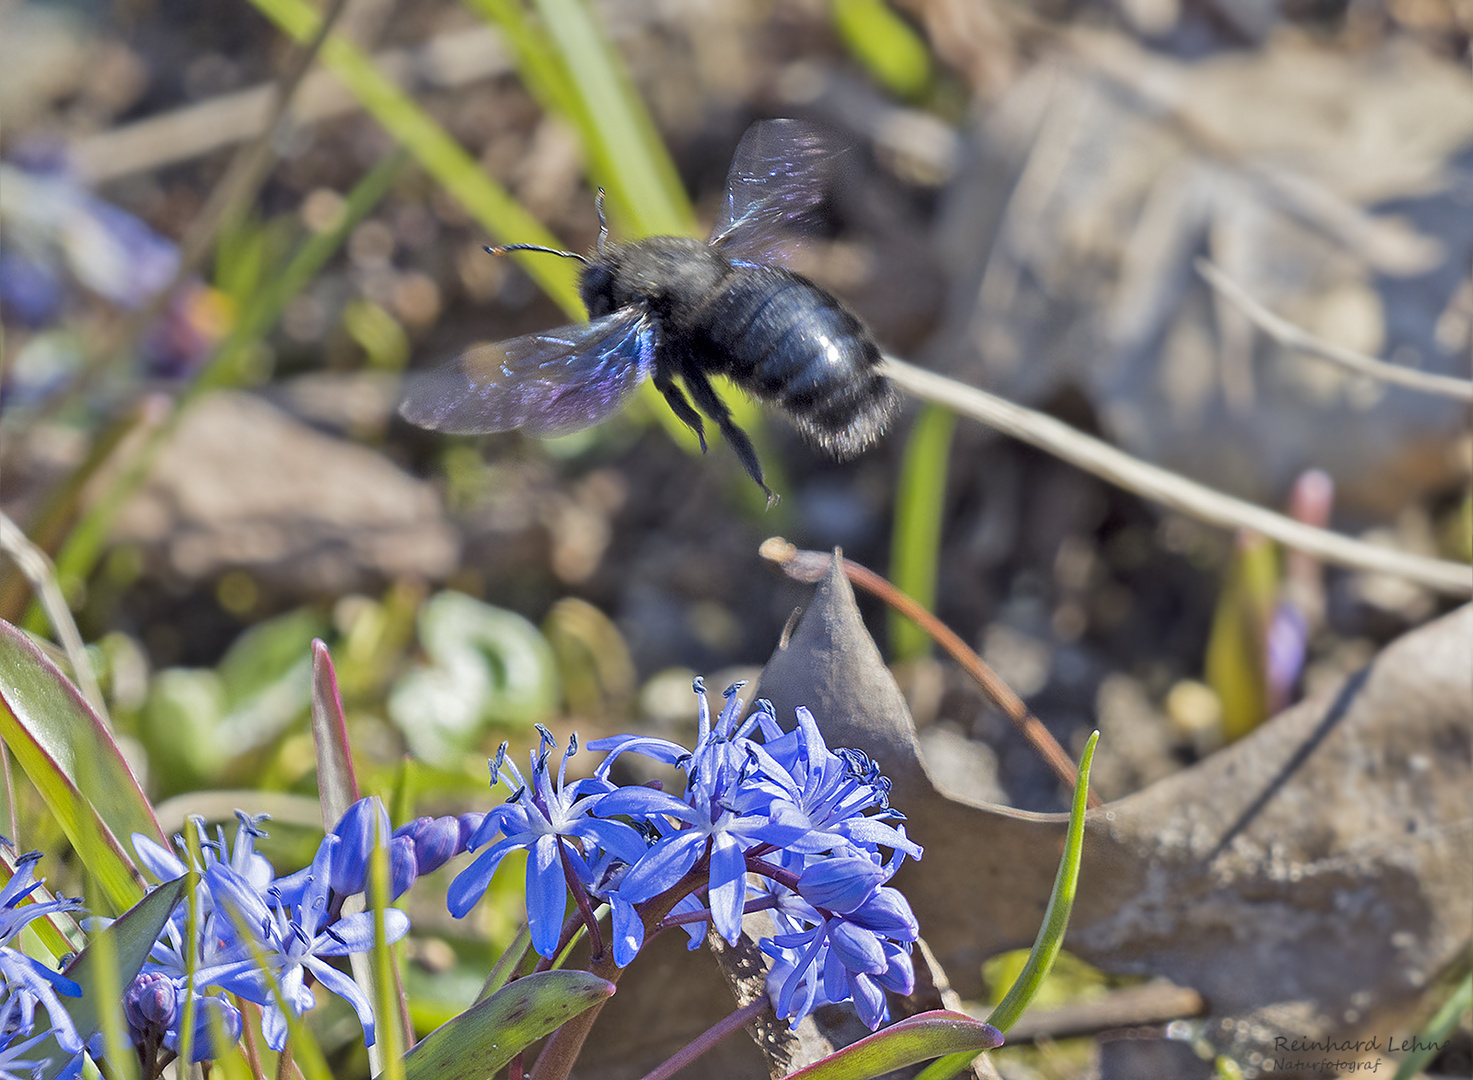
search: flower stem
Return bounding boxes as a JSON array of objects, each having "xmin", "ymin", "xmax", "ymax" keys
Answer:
[
  {"xmin": 654, "ymin": 894, "xmax": 779, "ymax": 932},
  {"xmin": 745, "ymin": 857, "xmax": 801, "ymax": 892},
  {"xmin": 529, "ymin": 861, "xmax": 710, "ymax": 1080},
  {"xmin": 635, "ymin": 998, "xmax": 770, "ymax": 1080}
]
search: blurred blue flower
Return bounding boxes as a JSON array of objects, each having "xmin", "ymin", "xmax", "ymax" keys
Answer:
[{"xmin": 205, "ymin": 833, "xmax": 409, "ymax": 1050}]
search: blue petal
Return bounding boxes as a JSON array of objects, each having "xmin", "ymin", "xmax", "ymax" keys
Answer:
[
  {"xmin": 707, "ymin": 832, "xmax": 749, "ymax": 945},
  {"xmin": 446, "ymin": 834, "xmax": 525, "ymax": 917},
  {"xmin": 875, "ymin": 942, "xmax": 915, "ymax": 994},
  {"xmin": 262, "ymin": 1002, "xmax": 289, "ymax": 1051},
  {"xmin": 749, "ymin": 801, "xmax": 815, "ymax": 849},
  {"xmin": 313, "ymin": 909, "xmax": 410, "ymax": 954},
  {"xmin": 308, "ymin": 956, "xmax": 378, "ymax": 1046},
  {"xmin": 828, "ymin": 919, "xmax": 886, "ymax": 974},
  {"xmin": 616, "ymin": 829, "xmax": 706, "ymax": 903},
  {"xmin": 205, "ymin": 864, "xmax": 272, "ymax": 940},
  {"xmin": 586, "ymin": 735, "xmax": 690, "ymax": 777},
  {"xmin": 840, "ymin": 817, "xmax": 922, "ymax": 858},
  {"xmin": 569, "ymin": 818, "xmax": 650, "ymax": 866},
  {"xmin": 610, "ymin": 896, "xmax": 644, "ymax": 967},
  {"xmin": 329, "ymin": 798, "xmax": 390, "ymax": 896},
  {"xmin": 822, "ymin": 945, "xmax": 848, "ymax": 1002},
  {"xmin": 132, "ymin": 833, "xmax": 188, "ymax": 882},
  {"xmin": 594, "ymin": 787, "xmax": 696, "ymax": 822},
  {"xmin": 526, "ymin": 834, "xmax": 569, "ymax": 958},
  {"xmin": 796, "ymin": 856, "xmax": 885, "ymax": 914},
  {"xmin": 849, "ymin": 970, "xmax": 887, "ymax": 1029},
  {"xmin": 848, "ymin": 887, "xmax": 918, "ymax": 940}
]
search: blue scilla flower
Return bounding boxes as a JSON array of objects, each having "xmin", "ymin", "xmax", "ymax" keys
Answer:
[
  {"xmin": 741, "ymin": 708, "xmax": 920, "ymax": 861},
  {"xmin": 587, "ymin": 682, "xmax": 781, "ymax": 948},
  {"xmin": 761, "ymin": 882, "xmax": 918, "ymax": 1031},
  {"xmin": 449, "ymin": 728, "xmax": 648, "ymax": 959},
  {"xmin": 0, "ymin": 853, "xmax": 85, "ymax": 1054},
  {"xmin": 205, "ymin": 834, "xmax": 409, "ymax": 1050}
]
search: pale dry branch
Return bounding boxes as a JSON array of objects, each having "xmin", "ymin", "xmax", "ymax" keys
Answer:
[
  {"xmin": 1196, "ymin": 259, "xmax": 1473, "ymax": 403},
  {"xmin": 880, "ymin": 356, "xmax": 1472, "ymax": 596}
]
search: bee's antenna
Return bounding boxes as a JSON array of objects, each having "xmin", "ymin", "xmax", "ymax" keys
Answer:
[
  {"xmin": 595, "ymin": 188, "xmax": 609, "ymax": 255},
  {"xmin": 484, "ymin": 243, "xmax": 589, "ymax": 264}
]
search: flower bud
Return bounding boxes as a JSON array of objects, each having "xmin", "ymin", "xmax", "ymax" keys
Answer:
[
  {"xmin": 124, "ymin": 971, "xmax": 178, "ymax": 1038},
  {"xmin": 796, "ymin": 856, "xmax": 886, "ymax": 914}
]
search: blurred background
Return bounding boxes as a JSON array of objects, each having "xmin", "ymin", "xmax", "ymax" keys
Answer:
[{"xmin": 0, "ymin": 0, "xmax": 1470, "ymax": 1073}]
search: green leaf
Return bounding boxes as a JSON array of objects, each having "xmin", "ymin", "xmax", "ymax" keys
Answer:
[
  {"xmin": 888, "ymin": 403, "xmax": 956, "ymax": 661},
  {"xmin": 388, "ymin": 591, "xmax": 559, "ymax": 765},
  {"xmin": 915, "ymin": 731, "xmax": 1100, "ymax": 1080},
  {"xmin": 987, "ymin": 730, "xmax": 1098, "ymax": 1032},
  {"xmin": 35, "ymin": 876, "xmax": 189, "ymax": 1080},
  {"xmin": 396, "ymin": 971, "xmax": 615, "ymax": 1080},
  {"xmin": 311, "ymin": 638, "xmax": 360, "ymax": 827},
  {"xmin": 0, "ymin": 618, "xmax": 158, "ymax": 911},
  {"xmin": 785, "ymin": 1011, "xmax": 1003, "ymax": 1080}
]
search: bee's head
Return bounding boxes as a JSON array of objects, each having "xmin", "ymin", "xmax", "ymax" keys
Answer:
[{"xmin": 579, "ymin": 260, "xmax": 618, "ymax": 318}]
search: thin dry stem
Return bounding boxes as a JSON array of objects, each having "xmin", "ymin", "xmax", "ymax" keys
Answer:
[
  {"xmin": 1196, "ymin": 259, "xmax": 1473, "ymax": 402},
  {"xmin": 880, "ymin": 356, "xmax": 1471, "ymax": 596},
  {"xmin": 759, "ymin": 539, "xmax": 1099, "ymax": 808}
]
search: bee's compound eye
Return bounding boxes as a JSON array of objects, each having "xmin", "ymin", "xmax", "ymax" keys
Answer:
[{"xmin": 580, "ymin": 263, "xmax": 616, "ymax": 317}]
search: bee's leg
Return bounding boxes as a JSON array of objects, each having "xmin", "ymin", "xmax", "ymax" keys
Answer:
[
  {"xmin": 682, "ymin": 371, "xmax": 776, "ymax": 506},
  {"xmin": 654, "ymin": 372, "xmax": 708, "ymax": 453}
]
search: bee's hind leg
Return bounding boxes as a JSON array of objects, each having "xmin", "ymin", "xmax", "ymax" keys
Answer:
[
  {"xmin": 655, "ymin": 372, "xmax": 707, "ymax": 453},
  {"xmin": 682, "ymin": 371, "xmax": 776, "ymax": 506}
]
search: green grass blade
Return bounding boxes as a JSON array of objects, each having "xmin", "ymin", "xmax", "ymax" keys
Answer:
[
  {"xmin": 888, "ymin": 403, "xmax": 956, "ymax": 661},
  {"xmin": 832, "ymin": 0, "xmax": 933, "ymax": 100},
  {"xmin": 246, "ymin": 0, "xmax": 584, "ymax": 318},
  {"xmin": 369, "ymin": 823, "xmax": 408, "ymax": 1080},
  {"xmin": 1392, "ymin": 972, "xmax": 1472, "ymax": 1080},
  {"xmin": 525, "ymin": 0, "xmax": 692, "ymax": 236},
  {"xmin": 914, "ymin": 730, "xmax": 1099, "ymax": 1080}
]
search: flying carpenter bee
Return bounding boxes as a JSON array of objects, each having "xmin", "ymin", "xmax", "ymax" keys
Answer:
[{"xmin": 399, "ymin": 120, "xmax": 899, "ymax": 502}]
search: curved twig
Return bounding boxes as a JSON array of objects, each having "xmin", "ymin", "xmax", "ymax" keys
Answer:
[
  {"xmin": 759, "ymin": 539, "xmax": 1101, "ymax": 808},
  {"xmin": 1196, "ymin": 259, "xmax": 1473, "ymax": 403}
]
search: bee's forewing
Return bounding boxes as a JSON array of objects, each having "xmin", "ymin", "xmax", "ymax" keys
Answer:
[
  {"xmin": 708, "ymin": 119, "xmax": 833, "ymax": 265},
  {"xmin": 399, "ymin": 308, "xmax": 655, "ymax": 437}
]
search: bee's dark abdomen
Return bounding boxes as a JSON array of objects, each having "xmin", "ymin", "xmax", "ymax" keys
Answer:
[{"xmin": 695, "ymin": 267, "xmax": 897, "ymax": 457}]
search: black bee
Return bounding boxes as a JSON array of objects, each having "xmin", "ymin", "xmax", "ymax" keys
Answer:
[{"xmin": 399, "ymin": 120, "xmax": 899, "ymax": 502}]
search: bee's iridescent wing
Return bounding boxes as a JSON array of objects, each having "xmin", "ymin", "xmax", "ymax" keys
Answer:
[
  {"xmin": 708, "ymin": 119, "xmax": 834, "ymax": 266},
  {"xmin": 400, "ymin": 308, "xmax": 655, "ymax": 438}
]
